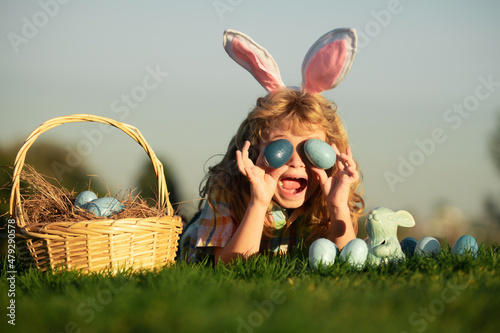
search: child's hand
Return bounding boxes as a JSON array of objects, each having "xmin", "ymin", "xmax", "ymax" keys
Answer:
[
  {"xmin": 236, "ymin": 141, "xmax": 289, "ymax": 206},
  {"xmin": 313, "ymin": 146, "xmax": 359, "ymax": 211}
]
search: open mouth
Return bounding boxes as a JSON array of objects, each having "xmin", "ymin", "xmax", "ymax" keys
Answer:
[{"xmin": 279, "ymin": 177, "xmax": 307, "ymax": 194}]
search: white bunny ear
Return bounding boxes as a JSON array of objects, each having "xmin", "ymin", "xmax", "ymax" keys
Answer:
[
  {"xmin": 395, "ymin": 210, "xmax": 416, "ymax": 228},
  {"xmin": 301, "ymin": 28, "xmax": 357, "ymax": 94},
  {"xmin": 223, "ymin": 29, "xmax": 285, "ymax": 92}
]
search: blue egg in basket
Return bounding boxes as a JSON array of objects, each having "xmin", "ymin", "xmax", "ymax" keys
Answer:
[
  {"xmin": 74, "ymin": 190, "xmax": 98, "ymax": 208},
  {"xmin": 83, "ymin": 197, "xmax": 125, "ymax": 217}
]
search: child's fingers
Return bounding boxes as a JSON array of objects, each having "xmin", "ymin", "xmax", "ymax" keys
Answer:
[
  {"xmin": 268, "ymin": 164, "xmax": 289, "ymax": 181},
  {"xmin": 311, "ymin": 167, "xmax": 329, "ymax": 187},
  {"xmin": 331, "ymin": 143, "xmax": 341, "ymax": 156},
  {"xmin": 339, "ymin": 153, "xmax": 355, "ymax": 168},
  {"xmin": 255, "ymin": 146, "xmax": 265, "ymax": 168},
  {"xmin": 334, "ymin": 146, "xmax": 356, "ymax": 170},
  {"xmin": 346, "ymin": 146, "xmax": 353, "ymax": 157},
  {"xmin": 236, "ymin": 150, "xmax": 248, "ymax": 177},
  {"xmin": 332, "ymin": 144, "xmax": 346, "ymax": 171},
  {"xmin": 341, "ymin": 147, "xmax": 356, "ymax": 167},
  {"xmin": 241, "ymin": 141, "xmax": 251, "ymax": 161},
  {"xmin": 340, "ymin": 151, "xmax": 359, "ymax": 181},
  {"xmin": 236, "ymin": 141, "xmax": 253, "ymax": 176}
]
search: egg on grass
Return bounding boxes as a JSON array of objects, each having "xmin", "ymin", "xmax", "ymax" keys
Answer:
[
  {"xmin": 339, "ymin": 238, "xmax": 368, "ymax": 268},
  {"xmin": 451, "ymin": 235, "xmax": 478, "ymax": 259},
  {"xmin": 400, "ymin": 237, "xmax": 418, "ymax": 257},
  {"xmin": 309, "ymin": 238, "xmax": 337, "ymax": 269},
  {"xmin": 415, "ymin": 237, "xmax": 441, "ymax": 256}
]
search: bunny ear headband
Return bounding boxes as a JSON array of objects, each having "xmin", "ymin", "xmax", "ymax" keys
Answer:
[{"xmin": 223, "ymin": 28, "xmax": 357, "ymax": 94}]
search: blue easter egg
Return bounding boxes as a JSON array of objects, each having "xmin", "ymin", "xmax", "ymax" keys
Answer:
[
  {"xmin": 74, "ymin": 190, "xmax": 98, "ymax": 208},
  {"xmin": 262, "ymin": 139, "xmax": 293, "ymax": 169},
  {"xmin": 309, "ymin": 238, "xmax": 337, "ymax": 269},
  {"xmin": 415, "ymin": 237, "xmax": 441, "ymax": 256},
  {"xmin": 339, "ymin": 238, "xmax": 368, "ymax": 268},
  {"xmin": 400, "ymin": 237, "xmax": 418, "ymax": 257},
  {"xmin": 83, "ymin": 197, "xmax": 124, "ymax": 217},
  {"xmin": 451, "ymin": 235, "xmax": 478, "ymax": 259},
  {"xmin": 304, "ymin": 139, "xmax": 336, "ymax": 169},
  {"xmin": 82, "ymin": 202, "xmax": 103, "ymax": 217}
]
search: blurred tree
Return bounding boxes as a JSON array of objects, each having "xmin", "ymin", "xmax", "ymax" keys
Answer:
[
  {"xmin": 135, "ymin": 156, "xmax": 184, "ymax": 217},
  {"xmin": 486, "ymin": 111, "xmax": 500, "ymax": 225},
  {"xmin": 490, "ymin": 112, "xmax": 500, "ymax": 176},
  {"xmin": 1, "ymin": 141, "xmax": 184, "ymax": 256},
  {"xmin": 0, "ymin": 140, "xmax": 105, "ymax": 255}
]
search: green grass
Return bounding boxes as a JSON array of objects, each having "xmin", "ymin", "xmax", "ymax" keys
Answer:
[{"xmin": 1, "ymin": 244, "xmax": 499, "ymax": 333}]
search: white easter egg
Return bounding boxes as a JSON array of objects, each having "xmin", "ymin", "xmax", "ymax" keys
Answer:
[
  {"xmin": 451, "ymin": 235, "xmax": 478, "ymax": 259},
  {"xmin": 309, "ymin": 238, "xmax": 337, "ymax": 269},
  {"xmin": 339, "ymin": 238, "xmax": 368, "ymax": 268},
  {"xmin": 415, "ymin": 237, "xmax": 441, "ymax": 256},
  {"xmin": 74, "ymin": 190, "xmax": 98, "ymax": 208}
]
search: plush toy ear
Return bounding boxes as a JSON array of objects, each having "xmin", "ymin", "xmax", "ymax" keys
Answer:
[
  {"xmin": 223, "ymin": 29, "xmax": 285, "ymax": 92},
  {"xmin": 395, "ymin": 210, "xmax": 416, "ymax": 228},
  {"xmin": 301, "ymin": 28, "xmax": 357, "ymax": 94}
]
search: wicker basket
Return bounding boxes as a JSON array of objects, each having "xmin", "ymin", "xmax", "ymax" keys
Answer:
[{"xmin": 9, "ymin": 114, "xmax": 183, "ymax": 273}]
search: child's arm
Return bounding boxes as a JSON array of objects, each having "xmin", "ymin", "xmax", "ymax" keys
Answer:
[
  {"xmin": 313, "ymin": 146, "xmax": 359, "ymax": 249},
  {"xmin": 214, "ymin": 141, "xmax": 288, "ymax": 263},
  {"xmin": 213, "ymin": 198, "xmax": 268, "ymax": 263}
]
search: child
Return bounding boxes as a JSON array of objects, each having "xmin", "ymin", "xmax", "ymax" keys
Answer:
[{"xmin": 180, "ymin": 28, "xmax": 364, "ymax": 263}]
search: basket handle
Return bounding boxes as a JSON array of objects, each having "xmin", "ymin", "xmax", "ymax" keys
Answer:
[{"xmin": 9, "ymin": 114, "xmax": 174, "ymax": 226}]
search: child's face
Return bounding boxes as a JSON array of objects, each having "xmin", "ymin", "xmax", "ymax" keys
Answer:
[{"xmin": 262, "ymin": 125, "xmax": 327, "ymax": 209}]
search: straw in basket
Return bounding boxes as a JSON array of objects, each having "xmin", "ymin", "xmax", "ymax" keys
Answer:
[{"xmin": 9, "ymin": 114, "xmax": 183, "ymax": 273}]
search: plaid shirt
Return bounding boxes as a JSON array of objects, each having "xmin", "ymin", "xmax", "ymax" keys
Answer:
[{"xmin": 179, "ymin": 190, "xmax": 311, "ymax": 262}]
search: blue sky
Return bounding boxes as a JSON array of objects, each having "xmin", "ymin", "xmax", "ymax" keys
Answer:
[{"xmin": 1, "ymin": 0, "xmax": 500, "ymax": 224}]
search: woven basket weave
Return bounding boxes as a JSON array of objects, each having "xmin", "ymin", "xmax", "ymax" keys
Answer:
[{"xmin": 9, "ymin": 114, "xmax": 183, "ymax": 273}]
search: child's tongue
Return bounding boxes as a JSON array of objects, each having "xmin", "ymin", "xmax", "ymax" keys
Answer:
[{"xmin": 281, "ymin": 178, "xmax": 302, "ymax": 191}]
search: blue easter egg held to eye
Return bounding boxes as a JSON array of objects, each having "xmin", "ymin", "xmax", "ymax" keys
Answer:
[
  {"xmin": 451, "ymin": 235, "xmax": 478, "ymax": 259},
  {"xmin": 309, "ymin": 238, "xmax": 337, "ymax": 269},
  {"xmin": 83, "ymin": 197, "xmax": 125, "ymax": 217},
  {"xmin": 400, "ymin": 237, "xmax": 418, "ymax": 257},
  {"xmin": 304, "ymin": 139, "xmax": 336, "ymax": 169},
  {"xmin": 262, "ymin": 139, "xmax": 293, "ymax": 169},
  {"xmin": 74, "ymin": 190, "xmax": 98, "ymax": 208}
]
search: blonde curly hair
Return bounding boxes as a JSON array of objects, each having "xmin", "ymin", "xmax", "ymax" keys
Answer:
[{"xmin": 199, "ymin": 88, "xmax": 364, "ymax": 240}]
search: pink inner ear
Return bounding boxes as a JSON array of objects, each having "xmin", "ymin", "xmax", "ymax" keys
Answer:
[
  {"xmin": 303, "ymin": 40, "xmax": 347, "ymax": 94},
  {"xmin": 232, "ymin": 37, "xmax": 282, "ymax": 91}
]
